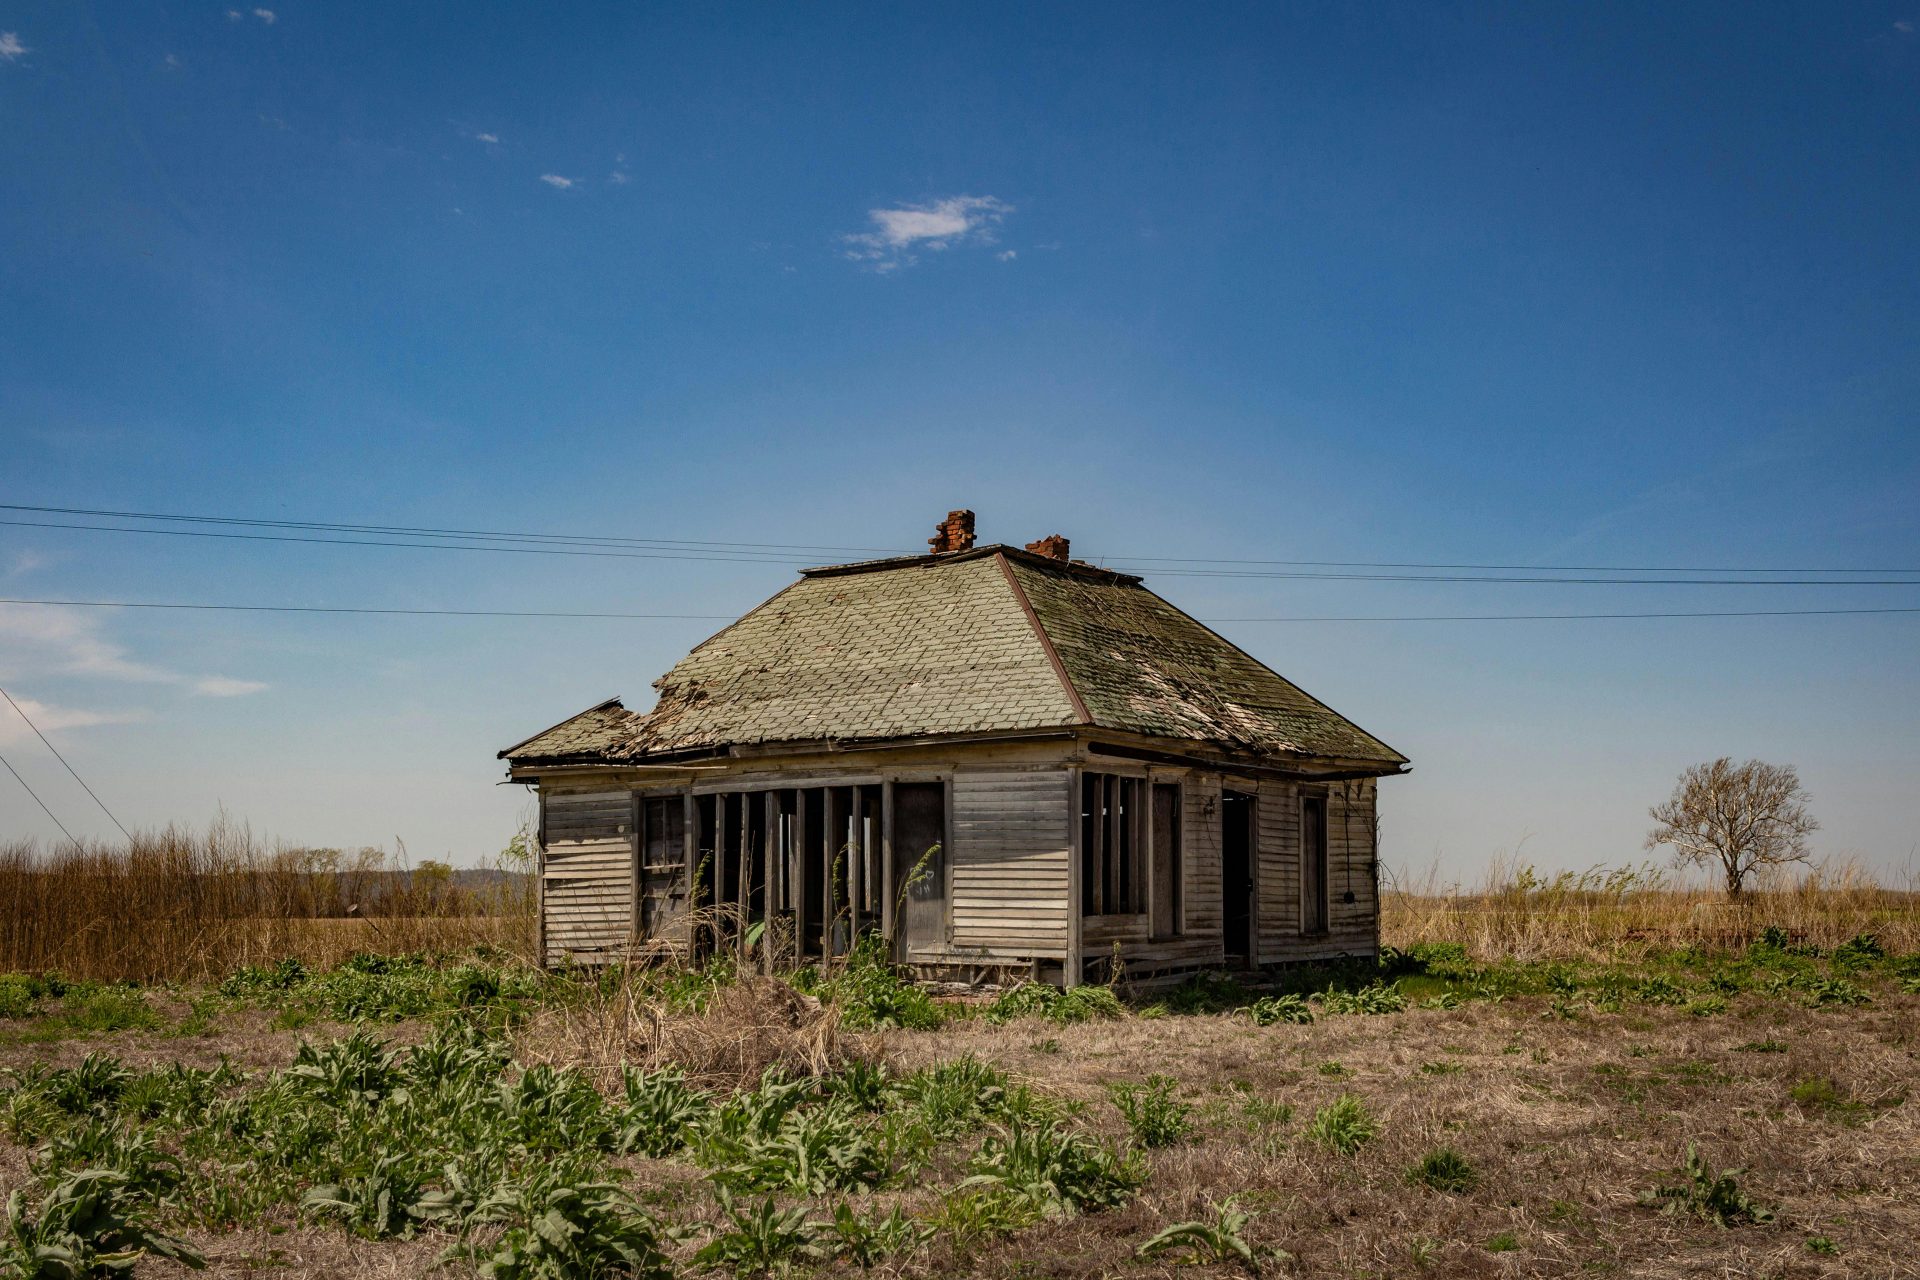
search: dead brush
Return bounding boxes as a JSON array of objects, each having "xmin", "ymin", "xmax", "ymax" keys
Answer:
[{"xmin": 515, "ymin": 958, "xmax": 862, "ymax": 1094}]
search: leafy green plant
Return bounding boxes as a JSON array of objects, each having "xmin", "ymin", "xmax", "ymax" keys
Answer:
[
  {"xmin": 1806, "ymin": 1234, "xmax": 1839, "ymax": 1255},
  {"xmin": 928, "ymin": 1188, "xmax": 1040, "ymax": 1255},
  {"xmin": 703, "ymin": 1099, "xmax": 888, "ymax": 1194},
  {"xmin": 0, "ymin": 974, "xmax": 45, "ymax": 1020},
  {"xmin": 1107, "ymin": 1074, "xmax": 1191, "ymax": 1148},
  {"xmin": 1831, "ymin": 933, "xmax": 1883, "ymax": 969},
  {"xmin": 1305, "ymin": 1093, "xmax": 1376, "ymax": 1155},
  {"xmin": 2, "ymin": 1168, "xmax": 205, "ymax": 1276},
  {"xmin": 825, "ymin": 1202, "xmax": 933, "ymax": 1266},
  {"xmin": 1484, "ymin": 1231, "xmax": 1519, "ymax": 1253},
  {"xmin": 805, "ymin": 935, "xmax": 944, "ymax": 1031},
  {"xmin": 458, "ymin": 1177, "xmax": 673, "ymax": 1280},
  {"xmin": 1798, "ymin": 976, "xmax": 1870, "ymax": 1008},
  {"xmin": 303, "ymin": 1153, "xmax": 434, "ymax": 1239},
  {"xmin": 284, "ymin": 1031, "xmax": 401, "ymax": 1105},
  {"xmin": 59, "ymin": 989, "xmax": 163, "ymax": 1035},
  {"xmin": 1238, "ymin": 994, "xmax": 1314, "ymax": 1026},
  {"xmin": 1137, "ymin": 1197, "xmax": 1263, "ymax": 1273},
  {"xmin": 818, "ymin": 1061, "xmax": 894, "ymax": 1113},
  {"xmin": 693, "ymin": 1189, "xmax": 829, "ymax": 1277},
  {"xmin": 1407, "ymin": 1147, "xmax": 1477, "ymax": 1193},
  {"xmin": 898, "ymin": 1058, "xmax": 1008, "ymax": 1138},
  {"xmin": 1640, "ymin": 1143, "xmax": 1774, "ymax": 1227},
  {"xmin": 963, "ymin": 1117, "xmax": 1143, "ymax": 1214},
  {"xmin": 497, "ymin": 1064, "xmax": 615, "ymax": 1154},
  {"xmin": 983, "ymin": 982, "xmax": 1124, "ymax": 1025},
  {"xmin": 1317, "ymin": 982, "xmax": 1407, "ymax": 1015},
  {"xmin": 616, "ymin": 1065, "xmax": 709, "ymax": 1157}
]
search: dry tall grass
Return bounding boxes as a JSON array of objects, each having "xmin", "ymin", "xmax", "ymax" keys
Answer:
[
  {"xmin": 0, "ymin": 818, "xmax": 532, "ymax": 982},
  {"xmin": 1382, "ymin": 853, "xmax": 1920, "ymax": 961}
]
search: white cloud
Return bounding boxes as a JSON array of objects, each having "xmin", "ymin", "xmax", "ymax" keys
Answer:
[
  {"xmin": 997, "ymin": 250, "xmax": 1017, "ymax": 262},
  {"xmin": 539, "ymin": 174, "xmax": 575, "ymax": 189},
  {"xmin": 475, "ymin": 132, "xmax": 500, "ymax": 144},
  {"xmin": 226, "ymin": 9, "xmax": 244, "ymax": 20},
  {"xmin": 0, "ymin": 32, "xmax": 28, "ymax": 61},
  {"xmin": 253, "ymin": 8, "xmax": 276, "ymax": 23},
  {"xmin": 193, "ymin": 676, "xmax": 269, "ymax": 698},
  {"xmin": 842, "ymin": 195, "xmax": 1012, "ymax": 270},
  {"xmin": 0, "ymin": 696, "xmax": 145, "ymax": 747},
  {"xmin": 0, "ymin": 605, "xmax": 264, "ymax": 698},
  {"xmin": 607, "ymin": 169, "xmax": 631, "ymax": 185}
]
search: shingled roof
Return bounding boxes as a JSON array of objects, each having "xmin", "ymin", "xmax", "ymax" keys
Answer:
[{"xmin": 501, "ymin": 545, "xmax": 1405, "ymax": 767}]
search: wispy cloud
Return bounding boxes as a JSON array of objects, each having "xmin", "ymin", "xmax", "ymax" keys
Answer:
[
  {"xmin": 252, "ymin": 8, "xmax": 276, "ymax": 23},
  {"xmin": 475, "ymin": 132, "xmax": 500, "ymax": 144},
  {"xmin": 539, "ymin": 174, "xmax": 576, "ymax": 190},
  {"xmin": 0, "ymin": 605, "xmax": 267, "ymax": 698},
  {"xmin": 0, "ymin": 32, "xmax": 29, "ymax": 62},
  {"xmin": 842, "ymin": 195, "xmax": 1012, "ymax": 272},
  {"xmin": 996, "ymin": 250, "xmax": 1017, "ymax": 262},
  {"xmin": 193, "ymin": 676, "xmax": 269, "ymax": 698},
  {"xmin": 6, "ymin": 551, "xmax": 48, "ymax": 578},
  {"xmin": 0, "ymin": 695, "xmax": 144, "ymax": 748}
]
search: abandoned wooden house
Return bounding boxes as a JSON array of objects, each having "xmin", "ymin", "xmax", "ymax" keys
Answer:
[{"xmin": 499, "ymin": 510, "xmax": 1408, "ymax": 986}]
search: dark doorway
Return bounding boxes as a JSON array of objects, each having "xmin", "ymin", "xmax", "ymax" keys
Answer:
[
  {"xmin": 890, "ymin": 782, "xmax": 946, "ymax": 958},
  {"xmin": 1221, "ymin": 790, "xmax": 1254, "ymax": 966}
]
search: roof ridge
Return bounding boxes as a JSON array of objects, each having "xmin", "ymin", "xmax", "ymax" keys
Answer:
[{"xmin": 995, "ymin": 550, "xmax": 1091, "ymax": 725}]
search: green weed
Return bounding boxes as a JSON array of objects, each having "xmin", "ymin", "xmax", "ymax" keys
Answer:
[
  {"xmin": 1305, "ymin": 1094, "xmax": 1376, "ymax": 1155},
  {"xmin": 1407, "ymin": 1147, "xmax": 1477, "ymax": 1193},
  {"xmin": 1107, "ymin": 1074, "xmax": 1192, "ymax": 1148},
  {"xmin": 1640, "ymin": 1143, "xmax": 1773, "ymax": 1227}
]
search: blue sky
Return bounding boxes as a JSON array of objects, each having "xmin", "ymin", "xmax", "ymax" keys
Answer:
[{"xmin": 2, "ymin": 3, "xmax": 1917, "ymax": 879}]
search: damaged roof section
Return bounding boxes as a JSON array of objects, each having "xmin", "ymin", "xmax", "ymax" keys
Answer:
[
  {"xmin": 501, "ymin": 545, "xmax": 1406, "ymax": 767},
  {"xmin": 498, "ymin": 697, "xmax": 643, "ymax": 764}
]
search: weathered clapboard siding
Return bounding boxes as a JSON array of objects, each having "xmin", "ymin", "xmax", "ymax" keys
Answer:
[
  {"xmin": 540, "ymin": 789, "xmax": 634, "ymax": 965},
  {"xmin": 1326, "ymin": 780, "xmax": 1379, "ymax": 955},
  {"xmin": 1255, "ymin": 777, "xmax": 1377, "ymax": 964},
  {"xmin": 1181, "ymin": 772, "xmax": 1225, "ymax": 942},
  {"xmin": 949, "ymin": 768, "xmax": 1070, "ymax": 957}
]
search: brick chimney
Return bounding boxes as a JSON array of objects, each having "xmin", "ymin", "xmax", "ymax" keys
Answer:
[
  {"xmin": 1024, "ymin": 534, "xmax": 1070, "ymax": 561},
  {"xmin": 929, "ymin": 509, "xmax": 976, "ymax": 554}
]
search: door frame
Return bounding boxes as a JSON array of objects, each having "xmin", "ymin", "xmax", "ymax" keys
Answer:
[{"xmin": 1220, "ymin": 786, "xmax": 1259, "ymax": 968}]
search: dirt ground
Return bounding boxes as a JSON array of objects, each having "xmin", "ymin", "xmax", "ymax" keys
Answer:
[{"xmin": 4, "ymin": 988, "xmax": 1914, "ymax": 1279}]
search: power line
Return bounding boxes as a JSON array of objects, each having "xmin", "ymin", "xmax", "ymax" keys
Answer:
[
  {"xmin": 0, "ymin": 518, "xmax": 824, "ymax": 566},
  {"xmin": 4, "ymin": 502, "xmax": 1916, "ymax": 580},
  {"xmin": 3, "ymin": 596, "xmax": 1917, "ymax": 624},
  {"xmin": 7, "ymin": 517, "xmax": 1920, "ymax": 586},
  {"xmin": 0, "ymin": 747, "xmax": 79, "ymax": 847},
  {"xmin": 0, "ymin": 684, "xmax": 132, "ymax": 840},
  {"xmin": 0, "ymin": 598, "xmax": 734, "ymax": 620},
  {"xmin": 1204, "ymin": 606, "xmax": 1920, "ymax": 622},
  {"xmin": 0, "ymin": 503, "xmax": 900, "ymax": 557}
]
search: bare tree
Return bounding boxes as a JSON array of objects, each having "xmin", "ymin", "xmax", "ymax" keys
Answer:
[{"xmin": 1645, "ymin": 758, "xmax": 1817, "ymax": 897}]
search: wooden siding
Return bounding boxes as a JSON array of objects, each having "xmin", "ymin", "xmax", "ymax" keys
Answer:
[
  {"xmin": 540, "ymin": 788, "xmax": 634, "ymax": 966},
  {"xmin": 1256, "ymin": 777, "xmax": 1377, "ymax": 963},
  {"xmin": 949, "ymin": 768, "xmax": 1070, "ymax": 957}
]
